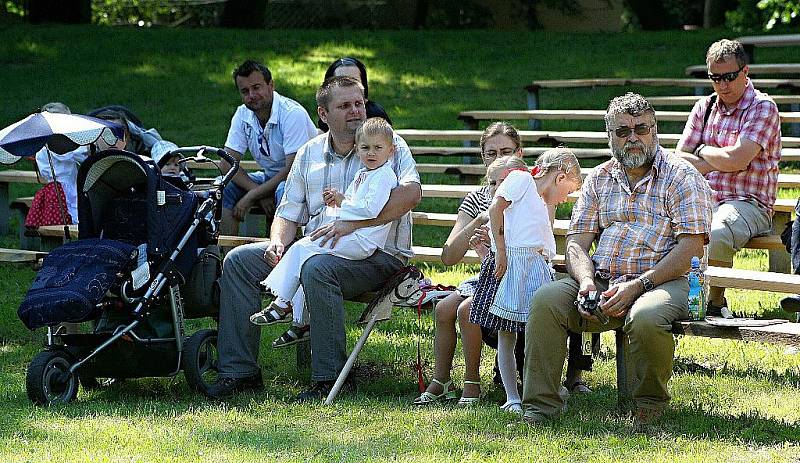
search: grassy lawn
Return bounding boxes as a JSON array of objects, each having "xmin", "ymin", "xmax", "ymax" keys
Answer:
[{"xmin": 2, "ymin": 25, "xmax": 800, "ymax": 462}]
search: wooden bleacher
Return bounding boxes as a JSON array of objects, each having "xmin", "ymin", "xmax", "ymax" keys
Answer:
[
  {"xmin": 735, "ymin": 34, "xmax": 800, "ymax": 62},
  {"xmin": 647, "ymin": 94, "xmax": 800, "ymax": 107},
  {"xmin": 685, "ymin": 63, "xmax": 800, "ymax": 78},
  {"xmin": 458, "ymin": 109, "xmax": 800, "ymax": 129}
]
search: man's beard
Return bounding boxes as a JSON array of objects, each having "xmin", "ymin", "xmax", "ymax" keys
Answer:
[{"xmin": 612, "ymin": 139, "xmax": 656, "ymax": 169}]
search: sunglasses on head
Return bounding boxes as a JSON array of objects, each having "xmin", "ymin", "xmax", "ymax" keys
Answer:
[
  {"xmin": 614, "ymin": 123, "xmax": 654, "ymax": 138},
  {"xmin": 707, "ymin": 65, "xmax": 745, "ymax": 83}
]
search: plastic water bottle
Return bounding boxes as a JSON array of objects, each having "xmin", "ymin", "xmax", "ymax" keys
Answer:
[{"xmin": 687, "ymin": 256, "xmax": 705, "ymax": 320}]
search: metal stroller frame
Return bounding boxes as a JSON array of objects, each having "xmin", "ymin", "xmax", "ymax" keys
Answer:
[{"xmin": 25, "ymin": 146, "xmax": 239, "ymax": 406}]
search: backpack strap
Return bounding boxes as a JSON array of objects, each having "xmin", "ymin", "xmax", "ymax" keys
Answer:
[{"xmin": 700, "ymin": 94, "xmax": 717, "ymax": 142}]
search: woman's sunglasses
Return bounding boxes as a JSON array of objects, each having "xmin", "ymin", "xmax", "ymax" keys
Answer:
[{"xmin": 708, "ymin": 65, "xmax": 745, "ymax": 83}]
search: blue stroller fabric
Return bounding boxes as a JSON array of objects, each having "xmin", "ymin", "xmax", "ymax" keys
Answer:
[
  {"xmin": 77, "ymin": 149, "xmax": 199, "ymax": 278},
  {"xmin": 18, "ymin": 238, "xmax": 137, "ymax": 330}
]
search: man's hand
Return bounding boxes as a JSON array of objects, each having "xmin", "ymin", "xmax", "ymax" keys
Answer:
[
  {"xmin": 494, "ymin": 251, "xmax": 507, "ymax": 279},
  {"xmin": 309, "ymin": 220, "xmax": 357, "ymax": 249},
  {"xmin": 232, "ymin": 193, "xmax": 255, "ymax": 222},
  {"xmin": 600, "ymin": 281, "xmax": 642, "ymax": 319},
  {"xmin": 576, "ymin": 278, "xmax": 599, "ymax": 322},
  {"xmin": 323, "ymin": 188, "xmax": 344, "ymax": 207},
  {"xmin": 263, "ymin": 241, "xmax": 285, "ymax": 266},
  {"xmin": 257, "ymin": 196, "xmax": 276, "ymax": 218}
]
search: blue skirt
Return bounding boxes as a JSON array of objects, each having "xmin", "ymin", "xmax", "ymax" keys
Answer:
[{"xmin": 490, "ymin": 247, "xmax": 554, "ymax": 323}]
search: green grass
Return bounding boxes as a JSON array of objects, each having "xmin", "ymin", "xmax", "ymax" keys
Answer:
[{"xmin": 2, "ymin": 25, "xmax": 800, "ymax": 462}]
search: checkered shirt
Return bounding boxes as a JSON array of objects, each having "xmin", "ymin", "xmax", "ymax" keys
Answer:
[
  {"xmin": 677, "ymin": 79, "xmax": 782, "ymax": 215},
  {"xmin": 569, "ymin": 146, "xmax": 712, "ymax": 281},
  {"xmin": 276, "ymin": 131, "xmax": 420, "ymax": 261}
]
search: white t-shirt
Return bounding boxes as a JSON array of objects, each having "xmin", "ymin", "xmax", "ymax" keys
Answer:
[
  {"xmin": 35, "ymin": 146, "xmax": 89, "ymax": 223},
  {"xmin": 224, "ymin": 91, "xmax": 317, "ymax": 178},
  {"xmin": 337, "ymin": 162, "xmax": 399, "ymax": 250},
  {"xmin": 490, "ymin": 169, "xmax": 556, "ymax": 259}
]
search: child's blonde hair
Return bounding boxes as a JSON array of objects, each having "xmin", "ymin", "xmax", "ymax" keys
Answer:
[
  {"xmin": 487, "ymin": 155, "xmax": 527, "ymax": 180},
  {"xmin": 356, "ymin": 117, "xmax": 393, "ymax": 144},
  {"xmin": 534, "ymin": 147, "xmax": 582, "ymax": 186}
]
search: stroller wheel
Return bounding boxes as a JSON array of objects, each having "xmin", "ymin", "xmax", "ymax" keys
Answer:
[
  {"xmin": 26, "ymin": 349, "xmax": 79, "ymax": 406},
  {"xmin": 183, "ymin": 329, "xmax": 219, "ymax": 394}
]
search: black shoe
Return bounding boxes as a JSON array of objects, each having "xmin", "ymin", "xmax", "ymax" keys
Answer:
[
  {"xmin": 781, "ymin": 294, "xmax": 800, "ymax": 313},
  {"xmin": 295, "ymin": 380, "xmax": 334, "ymax": 402},
  {"xmin": 706, "ymin": 298, "xmax": 727, "ymax": 317},
  {"xmin": 203, "ymin": 372, "xmax": 263, "ymax": 400}
]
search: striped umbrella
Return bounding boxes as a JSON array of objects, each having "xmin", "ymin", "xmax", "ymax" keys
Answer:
[{"xmin": 0, "ymin": 112, "xmax": 125, "ymax": 164}]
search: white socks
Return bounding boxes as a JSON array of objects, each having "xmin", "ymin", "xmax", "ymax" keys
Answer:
[{"xmin": 497, "ymin": 331, "xmax": 521, "ymax": 407}]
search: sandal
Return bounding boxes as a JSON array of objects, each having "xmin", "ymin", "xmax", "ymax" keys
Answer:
[
  {"xmin": 566, "ymin": 379, "xmax": 592, "ymax": 394},
  {"xmin": 272, "ymin": 325, "xmax": 310, "ymax": 348},
  {"xmin": 457, "ymin": 380, "xmax": 481, "ymax": 406},
  {"xmin": 413, "ymin": 378, "xmax": 458, "ymax": 405},
  {"xmin": 500, "ymin": 399, "xmax": 523, "ymax": 415},
  {"xmin": 250, "ymin": 301, "xmax": 292, "ymax": 326}
]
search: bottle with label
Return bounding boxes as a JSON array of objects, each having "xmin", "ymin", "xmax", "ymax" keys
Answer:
[{"xmin": 687, "ymin": 256, "xmax": 705, "ymax": 320}]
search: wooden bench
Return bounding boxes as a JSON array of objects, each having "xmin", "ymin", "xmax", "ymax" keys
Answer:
[
  {"xmin": 0, "ymin": 247, "xmax": 47, "ymax": 266},
  {"xmin": 524, "ymin": 78, "xmax": 800, "ymax": 124},
  {"xmin": 735, "ymin": 34, "xmax": 800, "ymax": 62},
  {"xmin": 0, "ymin": 170, "xmax": 42, "ymax": 235},
  {"xmin": 395, "ymin": 129, "xmax": 800, "ymax": 149},
  {"xmin": 685, "ymin": 63, "xmax": 800, "ymax": 79},
  {"xmin": 648, "ymin": 94, "xmax": 800, "ymax": 107},
  {"xmin": 458, "ymin": 109, "xmax": 800, "ymax": 130}
]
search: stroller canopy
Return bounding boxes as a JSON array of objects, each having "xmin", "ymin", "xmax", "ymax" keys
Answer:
[{"xmin": 77, "ymin": 149, "xmax": 198, "ymax": 258}]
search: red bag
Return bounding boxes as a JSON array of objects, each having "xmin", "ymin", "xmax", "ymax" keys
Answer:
[{"xmin": 25, "ymin": 181, "xmax": 72, "ymax": 230}]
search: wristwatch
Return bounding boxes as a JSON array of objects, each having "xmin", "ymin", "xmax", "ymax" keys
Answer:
[
  {"xmin": 693, "ymin": 143, "xmax": 706, "ymax": 157},
  {"xmin": 637, "ymin": 275, "xmax": 655, "ymax": 292}
]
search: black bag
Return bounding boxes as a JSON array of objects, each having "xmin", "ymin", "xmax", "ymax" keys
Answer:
[
  {"xmin": 182, "ymin": 245, "xmax": 222, "ymax": 319},
  {"xmin": 18, "ymin": 239, "xmax": 138, "ymax": 330}
]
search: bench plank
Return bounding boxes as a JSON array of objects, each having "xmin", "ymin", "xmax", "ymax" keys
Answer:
[
  {"xmin": 459, "ymin": 109, "xmax": 800, "ymax": 124},
  {"xmin": 686, "ymin": 63, "xmax": 800, "ymax": 78},
  {"xmin": 647, "ymin": 95, "xmax": 800, "ymax": 106},
  {"xmin": 0, "ymin": 247, "xmax": 46, "ymax": 263},
  {"xmin": 673, "ymin": 320, "xmax": 800, "ymax": 347},
  {"xmin": 396, "ymin": 129, "xmax": 800, "ymax": 148},
  {"xmin": 736, "ymin": 34, "xmax": 800, "ymax": 47},
  {"xmin": 525, "ymin": 78, "xmax": 800, "ymax": 91}
]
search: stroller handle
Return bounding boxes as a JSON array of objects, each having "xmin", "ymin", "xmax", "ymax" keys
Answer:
[{"xmin": 170, "ymin": 146, "xmax": 240, "ymax": 188}]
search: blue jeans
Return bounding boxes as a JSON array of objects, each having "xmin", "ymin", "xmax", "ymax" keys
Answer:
[{"xmin": 221, "ymin": 172, "xmax": 285, "ymax": 209}]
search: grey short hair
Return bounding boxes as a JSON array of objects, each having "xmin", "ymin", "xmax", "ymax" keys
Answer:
[
  {"xmin": 706, "ymin": 39, "xmax": 748, "ymax": 68},
  {"xmin": 604, "ymin": 92, "xmax": 656, "ymax": 132},
  {"xmin": 41, "ymin": 102, "xmax": 71, "ymax": 115}
]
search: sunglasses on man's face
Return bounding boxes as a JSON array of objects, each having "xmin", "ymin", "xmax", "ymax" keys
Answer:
[
  {"xmin": 708, "ymin": 65, "xmax": 745, "ymax": 83},
  {"xmin": 614, "ymin": 123, "xmax": 654, "ymax": 138}
]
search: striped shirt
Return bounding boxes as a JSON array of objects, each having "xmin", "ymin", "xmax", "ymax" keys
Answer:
[
  {"xmin": 458, "ymin": 185, "xmax": 492, "ymax": 218},
  {"xmin": 677, "ymin": 79, "xmax": 781, "ymax": 215},
  {"xmin": 276, "ymin": 131, "xmax": 420, "ymax": 261},
  {"xmin": 569, "ymin": 146, "xmax": 712, "ymax": 281}
]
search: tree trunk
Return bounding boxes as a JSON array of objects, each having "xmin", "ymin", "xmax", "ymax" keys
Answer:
[{"xmin": 413, "ymin": 0, "xmax": 429, "ymax": 29}]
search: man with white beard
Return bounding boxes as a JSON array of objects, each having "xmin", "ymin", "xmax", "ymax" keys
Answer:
[{"xmin": 520, "ymin": 93, "xmax": 713, "ymax": 427}]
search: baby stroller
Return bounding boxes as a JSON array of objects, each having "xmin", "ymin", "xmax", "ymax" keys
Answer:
[{"xmin": 18, "ymin": 146, "xmax": 239, "ymax": 406}]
